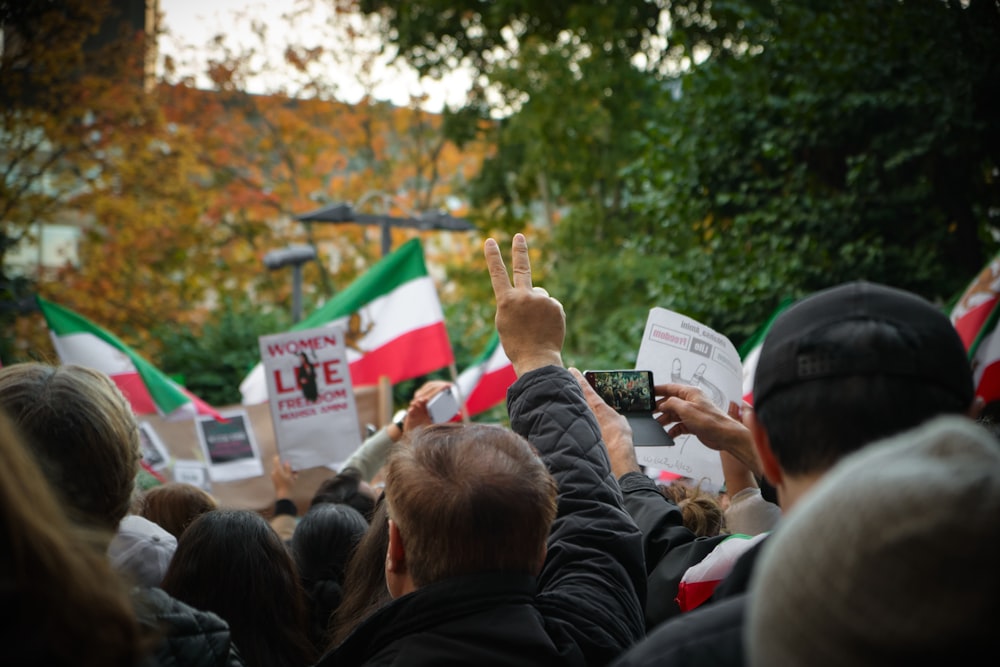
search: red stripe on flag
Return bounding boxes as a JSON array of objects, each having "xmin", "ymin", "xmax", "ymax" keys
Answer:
[
  {"xmin": 955, "ymin": 299, "xmax": 999, "ymax": 349},
  {"xmin": 463, "ymin": 364, "xmax": 517, "ymax": 415},
  {"xmin": 111, "ymin": 373, "xmax": 158, "ymax": 415},
  {"xmin": 348, "ymin": 322, "xmax": 453, "ymax": 387}
]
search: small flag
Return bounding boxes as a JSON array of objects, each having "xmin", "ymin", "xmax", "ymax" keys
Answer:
[
  {"xmin": 738, "ymin": 299, "xmax": 794, "ymax": 406},
  {"xmin": 949, "ymin": 252, "xmax": 1000, "ymax": 405},
  {"xmin": 37, "ymin": 296, "xmax": 225, "ymax": 421},
  {"xmin": 455, "ymin": 331, "xmax": 516, "ymax": 417},
  {"xmin": 240, "ymin": 238, "xmax": 454, "ymax": 404}
]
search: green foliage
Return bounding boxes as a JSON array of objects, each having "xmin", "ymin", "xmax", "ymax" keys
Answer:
[{"xmin": 152, "ymin": 296, "xmax": 292, "ymax": 406}]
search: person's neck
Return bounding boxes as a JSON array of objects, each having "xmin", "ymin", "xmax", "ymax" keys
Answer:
[{"xmin": 776, "ymin": 470, "xmax": 827, "ymax": 514}]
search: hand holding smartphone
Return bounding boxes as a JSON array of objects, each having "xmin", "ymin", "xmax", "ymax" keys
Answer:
[
  {"xmin": 426, "ymin": 385, "xmax": 460, "ymax": 423},
  {"xmin": 583, "ymin": 369, "xmax": 674, "ymax": 447}
]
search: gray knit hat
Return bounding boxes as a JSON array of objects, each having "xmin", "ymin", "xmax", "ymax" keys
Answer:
[{"xmin": 746, "ymin": 415, "xmax": 1000, "ymax": 666}]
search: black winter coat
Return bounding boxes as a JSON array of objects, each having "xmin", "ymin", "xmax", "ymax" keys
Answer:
[
  {"xmin": 135, "ymin": 587, "xmax": 246, "ymax": 667},
  {"xmin": 316, "ymin": 365, "xmax": 647, "ymax": 667}
]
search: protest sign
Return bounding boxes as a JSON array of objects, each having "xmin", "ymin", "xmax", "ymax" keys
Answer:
[
  {"xmin": 259, "ymin": 325, "xmax": 363, "ymax": 470},
  {"xmin": 635, "ymin": 307, "xmax": 743, "ymax": 490},
  {"xmin": 194, "ymin": 408, "xmax": 264, "ymax": 482}
]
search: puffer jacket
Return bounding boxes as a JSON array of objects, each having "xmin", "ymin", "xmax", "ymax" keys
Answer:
[
  {"xmin": 316, "ymin": 365, "xmax": 647, "ymax": 667},
  {"xmin": 134, "ymin": 587, "xmax": 246, "ymax": 667}
]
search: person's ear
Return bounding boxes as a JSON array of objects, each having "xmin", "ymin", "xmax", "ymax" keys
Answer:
[
  {"xmin": 385, "ymin": 519, "xmax": 409, "ymax": 598},
  {"xmin": 746, "ymin": 407, "xmax": 782, "ymax": 488},
  {"xmin": 967, "ymin": 396, "xmax": 986, "ymax": 420}
]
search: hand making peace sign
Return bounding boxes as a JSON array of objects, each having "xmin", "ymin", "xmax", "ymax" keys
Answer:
[{"xmin": 484, "ymin": 233, "xmax": 566, "ymax": 377}]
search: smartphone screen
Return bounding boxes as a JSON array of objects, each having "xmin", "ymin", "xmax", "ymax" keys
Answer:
[{"xmin": 584, "ymin": 370, "xmax": 656, "ymax": 413}]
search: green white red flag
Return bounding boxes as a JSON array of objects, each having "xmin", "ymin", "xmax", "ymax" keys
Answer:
[
  {"xmin": 455, "ymin": 331, "xmax": 515, "ymax": 416},
  {"xmin": 738, "ymin": 299, "xmax": 794, "ymax": 405},
  {"xmin": 949, "ymin": 252, "xmax": 1000, "ymax": 405},
  {"xmin": 240, "ymin": 238, "xmax": 454, "ymax": 404},
  {"xmin": 37, "ymin": 296, "xmax": 225, "ymax": 421}
]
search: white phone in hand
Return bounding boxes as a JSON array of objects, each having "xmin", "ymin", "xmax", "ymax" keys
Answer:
[{"xmin": 427, "ymin": 385, "xmax": 460, "ymax": 423}]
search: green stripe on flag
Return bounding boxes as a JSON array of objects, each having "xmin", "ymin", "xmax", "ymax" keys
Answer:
[
  {"xmin": 36, "ymin": 296, "xmax": 191, "ymax": 415},
  {"xmin": 295, "ymin": 238, "xmax": 428, "ymax": 331},
  {"xmin": 738, "ymin": 298, "xmax": 795, "ymax": 360}
]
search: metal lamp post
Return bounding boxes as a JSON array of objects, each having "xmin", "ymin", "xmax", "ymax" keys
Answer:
[{"xmin": 263, "ymin": 245, "xmax": 317, "ymax": 323}]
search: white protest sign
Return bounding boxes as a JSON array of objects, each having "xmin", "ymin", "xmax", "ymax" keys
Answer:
[
  {"xmin": 634, "ymin": 307, "xmax": 743, "ymax": 490},
  {"xmin": 259, "ymin": 325, "xmax": 363, "ymax": 470}
]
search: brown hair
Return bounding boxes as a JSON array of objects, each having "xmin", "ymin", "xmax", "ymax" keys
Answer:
[
  {"xmin": 383, "ymin": 422, "xmax": 558, "ymax": 588},
  {"xmin": 659, "ymin": 482, "xmax": 727, "ymax": 537},
  {"xmin": 139, "ymin": 482, "xmax": 218, "ymax": 538},
  {"xmin": 0, "ymin": 363, "xmax": 140, "ymax": 532},
  {"xmin": 328, "ymin": 499, "xmax": 393, "ymax": 648},
  {"xmin": 0, "ymin": 408, "xmax": 153, "ymax": 665}
]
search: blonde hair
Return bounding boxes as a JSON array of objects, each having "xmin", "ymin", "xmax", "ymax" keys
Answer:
[
  {"xmin": 0, "ymin": 407, "xmax": 153, "ymax": 665},
  {"xmin": 659, "ymin": 481, "xmax": 727, "ymax": 537},
  {"xmin": 0, "ymin": 363, "xmax": 140, "ymax": 532}
]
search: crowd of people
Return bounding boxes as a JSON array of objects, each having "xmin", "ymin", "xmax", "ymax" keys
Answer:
[{"xmin": 3, "ymin": 233, "xmax": 998, "ymax": 666}]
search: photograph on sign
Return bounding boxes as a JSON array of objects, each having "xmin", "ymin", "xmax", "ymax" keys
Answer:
[
  {"xmin": 258, "ymin": 325, "xmax": 363, "ymax": 470},
  {"xmin": 194, "ymin": 409, "xmax": 265, "ymax": 482}
]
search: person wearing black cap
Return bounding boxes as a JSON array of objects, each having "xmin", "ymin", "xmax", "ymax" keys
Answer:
[{"xmin": 602, "ymin": 280, "xmax": 981, "ymax": 667}]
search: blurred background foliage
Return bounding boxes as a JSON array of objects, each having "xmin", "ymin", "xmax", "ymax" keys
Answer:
[{"xmin": 2, "ymin": 0, "xmax": 998, "ymax": 409}]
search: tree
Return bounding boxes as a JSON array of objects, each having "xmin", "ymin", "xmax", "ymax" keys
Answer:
[
  {"xmin": 363, "ymin": 0, "xmax": 1000, "ymax": 361},
  {"xmin": 0, "ymin": 0, "xmax": 155, "ymax": 360}
]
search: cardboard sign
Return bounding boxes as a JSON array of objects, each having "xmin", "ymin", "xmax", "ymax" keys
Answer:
[{"xmin": 258, "ymin": 325, "xmax": 363, "ymax": 470}]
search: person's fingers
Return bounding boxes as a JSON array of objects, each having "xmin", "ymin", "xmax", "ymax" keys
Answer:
[
  {"xmin": 510, "ymin": 233, "xmax": 533, "ymax": 290},
  {"xmin": 727, "ymin": 401, "xmax": 742, "ymax": 421},
  {"xmin": 484, "ymin": 237, "xmax": 512, "ymax": 299}
]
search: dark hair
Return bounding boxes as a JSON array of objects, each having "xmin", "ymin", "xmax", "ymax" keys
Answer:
[
  {"xmin": 328, "ymin": 499, "xmax": 392, "ymax": 648},
  {"xmin": 384, "ymin": 423, "xmax": 558, "ymax": 587},
  {"xmin": 310, "ymin": 467, "xmax": 376, "ymax": 521},
  {"xmin": 291, "ymin": 503, "xmax": 369, "ymax": 653},
  {"xmin": 0, "ymin": 363, "xmax": 140, "ymax": 532},
  {"xmin": 139, "ymin": 482, "xmax": 218, "ymax": 538},
  {"xmin": 756, "ymin": 319, "xmax": 972, "ymax": 476},
  {"xmin": 161, "ymin": 509, "xmax": 316, "ymax": 667}
]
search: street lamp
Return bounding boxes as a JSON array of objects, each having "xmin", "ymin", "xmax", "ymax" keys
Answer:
[
  {"xmin": 295, "ymin": 198, "xmax": 475, "ymax": 257},
  {"xmin": 263, "ymin": 244, "xmax": 317, "ymax": 323}
]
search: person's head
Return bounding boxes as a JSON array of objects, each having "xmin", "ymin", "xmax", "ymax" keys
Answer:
[
  {"xmin": 291, "ymin": 502, "xmax": 369, "ymax": 652},
  {"xmin": 329, "ymin": 498, "xmax": 392, "ymax": 648},
  {"xmin": 749, "ymin": 281, "xmax": 975, "ymax": 497},
  {"xmin": 139, "ymin": 482, "xmax": 218, "ymax": 539},
  {"xmin": 659, "ymin": 482, "xmax": 727, "ymax": 537},
  {"xmin": 311, "ymin": 467, "xmax": 377, "ymax": 521},
  {"xmin": 0, "ymin": 363, "xmax": 140, "ymax": 533},
  {"xmin": 382, "ymin": 422, "xmax": 558, "ymax": 596},
  {"xmin": 162, "ymin": 509, "xmax": 316, "ymax": 667},
  {"xmin": 746, "ymin": 415, "xmax": 1000, "ymax": 666},
  {"xmin": 0, "ymin": 407, "xmax": 153, "ymax": 666}
]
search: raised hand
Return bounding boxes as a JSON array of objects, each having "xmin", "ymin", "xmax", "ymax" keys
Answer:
[{"xmin": 484, "ymin": 233, "xmax": 565, "ymax": 376}]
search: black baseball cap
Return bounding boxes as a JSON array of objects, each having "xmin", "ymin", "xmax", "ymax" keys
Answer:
[{"xmin": 752, "ymin": 281, "xmax": 973, "ymax": 410}]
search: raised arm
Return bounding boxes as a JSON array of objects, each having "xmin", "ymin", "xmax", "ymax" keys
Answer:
[{"xmin": 486, "ymin": 234, "xmax": 646, "ymax": 664}]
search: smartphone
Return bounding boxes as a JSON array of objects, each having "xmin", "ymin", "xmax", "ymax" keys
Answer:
[
  {"xmin": 583, "ymin": 370, "xmax": 656, "ymax": 414},
  {"xmin": 426, "ymin": 385, "xmax": 460, "ymax": 423}
]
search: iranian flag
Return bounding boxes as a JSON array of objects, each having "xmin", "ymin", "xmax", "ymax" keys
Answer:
[
  {"xmin": 455, "ymin": 331, "xmax": 516, "ymax": 417},
  {"xmin": 240, "ymin": 238, "xmax": 454, "ymax": 404},
  {"xmin": 37, "ymin": 296, "xmax": 224, "ymax": 421},
  {"xmin": 738, "ymin": 299, "xmax": 794, "ymax": 405},
  {"xmin": 949, "ymin": 252, "xmax": 1000, "ymax": 404}
]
